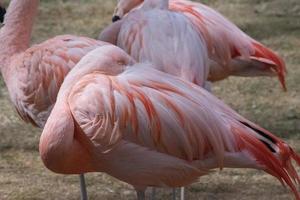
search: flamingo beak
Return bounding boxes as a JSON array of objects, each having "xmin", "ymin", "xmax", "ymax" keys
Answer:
[
  {"xmin": 112, "ymin": 15, "xmax": 121, "ymax": 23},
  {"xmin": 0, "ymin": 6, "xmax": 6, "ymax": 23}
]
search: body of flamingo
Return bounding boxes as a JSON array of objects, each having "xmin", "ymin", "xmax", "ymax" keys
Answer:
[
  {"xmin": 100, "ymin": 0, "xmax": 211, "ymax": 90},
  {"xmin": 109, "ymin": 0, "xmax": 286, "ymax": 89},
  {"xmin": 0, "ymin": 0, "xmax": 108, "ymax": 199},
  {"xmin": 40, "ymin": 45, "xmax": 300, "ymax": 200},
  {"xmin": 99, "ymin": 0, "xmax": 287, "ymax": 197}
]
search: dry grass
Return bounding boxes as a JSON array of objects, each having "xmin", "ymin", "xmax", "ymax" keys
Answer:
[{"xmin": 0, "ymin": 0, "xmax": 299, "ymax": 199}]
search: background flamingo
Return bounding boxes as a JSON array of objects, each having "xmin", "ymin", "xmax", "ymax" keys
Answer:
[
  {"xmin": 0, "ymin": 0, "xmax": 108, "ymax": 199},
  {"xmin": 40, "ymin": 45, "xmax": 300, "ymax": 200},
  {"xmin": 100, "ymin": 0, "xmax": 211, "ymax": 93},
  {"xmin": 109, "ymin": 0, "xmax": 287, "ymax": 89}
]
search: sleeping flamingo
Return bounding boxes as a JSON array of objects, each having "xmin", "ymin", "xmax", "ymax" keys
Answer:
[
  {"xmin": 100, "ymin": 0, "xmax": 211, "ymax": 92},
  {"xmin": 40, "ymin": 45, "xmax": 300, "ymax": 200},
  {"xmin": 107, "ymin": 0, "xmax": 286, "ymax": 89},
  {"xmin": 0, "ymin": 0, "xmax": 109, "ymax": 199},
  {"xmin": 99, "ymin": 0, "xmax": 287, "ymax": 197}
]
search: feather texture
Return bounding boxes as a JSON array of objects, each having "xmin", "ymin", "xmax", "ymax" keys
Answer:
[
  {"xmin": 169, "ymin": 0, "xmax": 286, "ymax": 88},
  {"xmin": 110, "ymin": 0, "xmax": 287, "ymax": 88},
  {"xmin": 116, "ymin": 6, "xmax": 209, "ymax": 86},
  {"xmin": 40, "ymin": 46, "xmax": 300, "ymax": 198},
  {"xmin": 6, "ymin": 35, "xmax": 107, "ymax": 127}
]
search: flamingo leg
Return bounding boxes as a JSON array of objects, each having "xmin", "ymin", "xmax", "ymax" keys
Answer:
[
  {"xmin": 151, "ymin": 187, "xmax": 156, "ymax": 200},
  {"xmin": 172, "ymin": 188, "xmax": 176, "ymax": 200},
  {"xmin": 180, "ymin": 187, "xmax": 185, "ymax": 200},
  {"xmin": 137, "ymin": 190, "xmax": 146, "ymax": 200},
  {"xmin": 79, "ymin": 174, "xmax": 88, "ymax": 200}
]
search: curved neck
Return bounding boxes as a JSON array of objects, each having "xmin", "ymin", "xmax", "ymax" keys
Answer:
[
  {"xmin": 0, "ymin": 0, "xmax": 39, "ymax": 72},
  {"xmin": 39, "ymin": 103, "xmax": 96, "ymax": 174}
]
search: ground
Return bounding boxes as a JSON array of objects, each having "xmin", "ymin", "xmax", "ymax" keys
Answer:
[{"xmin": 0, "ymin": 0, "xmax": 299, "ymax": 199}]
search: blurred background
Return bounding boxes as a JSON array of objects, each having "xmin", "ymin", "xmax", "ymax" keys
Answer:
[{"xmin": 0, "ymin": 0, "xmax": 299, "ymax": 199}]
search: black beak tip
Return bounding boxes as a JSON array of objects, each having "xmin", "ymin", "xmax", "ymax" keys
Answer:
[
  {"xmin": 0, "ymin": 6, "xmax": 6, "ymax": 23},
  {"xmin": 112, "ymin": 15, "xmax": 121, "ymax": 23}
]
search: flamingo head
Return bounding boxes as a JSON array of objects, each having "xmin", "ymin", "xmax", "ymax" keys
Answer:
[{"xmin": 112, "ymin": 0, "xmax": 143, "ymax": 22}]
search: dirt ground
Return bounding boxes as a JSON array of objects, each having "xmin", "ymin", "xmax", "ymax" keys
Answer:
[{"xmin": 0, "ymin": 0, "xmax": 299, "ymax": 199}]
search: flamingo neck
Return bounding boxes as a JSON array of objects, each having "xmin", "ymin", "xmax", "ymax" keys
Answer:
[
  {"xmin": 0, "ymin": 0, "xmax": 39, "ymax": 74},
  {"xmin": 39, "ymin": 102, "xmax": 97, "ymax": 174}
]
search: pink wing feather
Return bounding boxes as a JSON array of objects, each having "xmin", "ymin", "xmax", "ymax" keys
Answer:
[
  {"xmin": 117, "ymin": 8, "xmax": 210, "ymax": 86},
  {"xmin": 109, "ymin": 0, "xmax": 286, "ymax": 88},
  {"xmin": 67, "ymin": 63, "xmax": 299, "ymax": 198},
  {"xmin": 169, "ymin": 0, "xmax": 286, "ymax": 88},
  {"xmin": 7, "ymin": 35, "xmax": 107, "ymax": 127}
]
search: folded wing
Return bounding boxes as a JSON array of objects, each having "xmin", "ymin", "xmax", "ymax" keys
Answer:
[{"xmin": 68, "ymin": 64, "xmax": 299, "ymax": 197}]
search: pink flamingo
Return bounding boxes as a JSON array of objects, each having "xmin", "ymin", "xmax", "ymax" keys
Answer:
[
  {"xmin": 100, "ymin": 0, "xmax": 211, "ymax": 92},
  {"xmin": 107, "ymin": 0, "xmax": 286, "ymax": 89},
  {"xmin": 40, "ymin": 45, "xmax": 300, "ymax": 200},
  {"xmin": 0, "ymin": 0, "xmax": 108, "ymax": 199},
  {"xmin": 99, "ymin": 0, "xmax": 287, "ymax": 197}
]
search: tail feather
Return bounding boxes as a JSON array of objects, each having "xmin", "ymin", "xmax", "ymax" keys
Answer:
[
  {"xmin": 251, "ymin": 42, "xmax": 287, "ymax": 90},
  {"xmin": 233, "ymin": 122, "xmax": 300, "ymax": 200}
]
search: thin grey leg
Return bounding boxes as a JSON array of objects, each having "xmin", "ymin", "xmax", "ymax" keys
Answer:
[
  {"xmin": 151, "ymin": 187, "xmax": 156, "ymax": 200},
  {"xmin": 137, "ymin": 190, "xmax": 146, "ymax": 200},
  {"xmin": 79, "ymin": 174, "xmax": 88, "ymax": 200},
  {"xmin": 172, "ymin": 188, "xmax": 176, "ymax": 200},
  {"xmin": 180, "ymin": 187, "xmax": 184, "ymax": 200}
]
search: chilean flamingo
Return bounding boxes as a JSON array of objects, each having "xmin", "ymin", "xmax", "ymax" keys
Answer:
[
  {"xmin": 40, "ymin": 45, "xmax": 300, "ymax": 200},
  {"xmin": 0, "ymin": 0, "xmax": 108, "ymax": 199},
  {"xmin": 100, "ymin": 1, "xmax": 211, "ymax": 196},
  {"xmin": 108, "ymin": 0, "xmax": 286, "ymax": 89},
  {"xmin": 100, "ymin": 0, "xmax": 211, "ymax": 90},
  {"xmin": 99, "ymin": 0, "xmax": 287, "ymax": 197}
]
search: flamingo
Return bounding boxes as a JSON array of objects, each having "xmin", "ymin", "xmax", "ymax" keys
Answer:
[
  {"xmin": 100, "ymin": 1, "xmax": 212, "ymax": 197},
  {"xmin": 107, "ymin": 0, "xmax": 287, "ymax": 89},
  {"xmin": 100, "ymin": 0, "xmax": 211, "ymax": 90},
  {"xmin": 39, "ymin": 45, "xmax": 300, "ymax": 200},
  {"xmin": 0, "ymin": 0, "xmax": 109, "ymax": 199},
  {"xmin": 99, "ymin": 0, "xmax": 287, "ymax": 197}
]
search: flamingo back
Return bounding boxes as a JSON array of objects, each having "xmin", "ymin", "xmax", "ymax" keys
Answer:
[
  {"xmin": 6, "ymin": 35, "xmax": 107, "ymax": 127},
  {"xmin": 112, "ymin": 0, "xmax": 286, "ymax": 88},
  {"xmin": 40, "ymin": 46, "xmax": 300, "ymax": 198},
  {"xmin": 170, "ymin": 0, "xmax": 286, "ymax": 87},
  {"xmin": 117, "ymin": 8, "xmax": 209, "ymax": 86},
  {"xmin": 67, "ymin": 60, "xmax": 299, "ymax": 197}
]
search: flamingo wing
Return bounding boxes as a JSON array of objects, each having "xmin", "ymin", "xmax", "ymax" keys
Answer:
[
  {"xmin": 169, "ymin": 0, "xmax": 286, "ymax": 88},
  {"xmin": 67, "ymin": 64, "xmax": 299, "ymax": 197},
  {"xmin": 8, "ymin": 35, "xmax": 107, "ymax": 127},
  {"xmin": 117, "ymin": 8, "xmax": 209, "ymax": 86}
]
